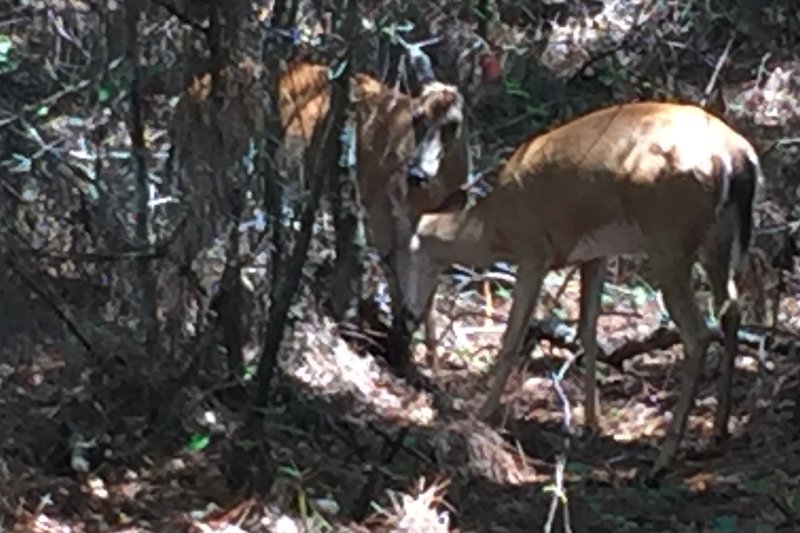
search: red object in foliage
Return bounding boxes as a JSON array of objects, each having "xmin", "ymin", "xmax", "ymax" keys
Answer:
[{"xmin": 480, "ymin": 53, "xmax": 502, "ymax": 83}]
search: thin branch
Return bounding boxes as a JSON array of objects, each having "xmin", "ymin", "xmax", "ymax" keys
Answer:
[
  {"xmin": 6, "ymin": 257, "xmax": 95, "ymax": 357},
  {"xmin": 700, "ymin": 32, "xmax": 735, "ymax": 108},
  {"xmin": 146, "ymin": 0, "xmax": 209, "ymax": 34},
  {"xmin": 126, "ymin": 0, "xmax": 159, "ymax": 354},
  {"xmin": 565, "ymin": 3, "xmax": 649, "ymax": 86}
]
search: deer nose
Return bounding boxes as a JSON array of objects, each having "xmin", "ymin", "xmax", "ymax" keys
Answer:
[{"xmin": 407, "ymin": 165, "xmax": 429, "ymax": 188}]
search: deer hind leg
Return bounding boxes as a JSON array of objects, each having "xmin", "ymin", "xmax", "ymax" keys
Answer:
[
  {"xmin": 648, "ymin": 251, "xmax": 712, "ymax": 477},
  {"xmin": 579, "ymin": 258, "xmax": 607, "ymax": 430},
  {"xmin": 701, "ymin": 240, "xmax": 741, "ymax": 443},
  {"xmin": 479, "ymin": 258, "xmax": 548, "ymax": 421}
]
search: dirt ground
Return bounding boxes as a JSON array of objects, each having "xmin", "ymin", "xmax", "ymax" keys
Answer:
[
  {"xmin": 3, "ymin": 269, "xmax": 800, "ymax": 533},
  {"xmin": 3, "ymin": 1, "xmax": 800, "ymax": 531}
]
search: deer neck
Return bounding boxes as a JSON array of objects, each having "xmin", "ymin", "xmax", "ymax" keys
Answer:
[{"xmin": 413, "ymin": 191, "xmax": 498, "ymax": 268}]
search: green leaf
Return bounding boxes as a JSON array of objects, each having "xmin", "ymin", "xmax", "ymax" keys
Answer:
[
  {"xmin": 632, "ymin": 285, "xmax": 650, "ymax": 307},
  {"xmin": 744, "ymin": 476, "xmax": 772, "ymax": 494},
  {"xmin": 712, "ymin": 515, "xmax": 738, "ymax": 533},
  {"xmin": 790, "ymin": 491, "xmax": 800, "ymax": 510},
  {"xmin": 328, "ymin": 60, "xmax": 348, "ymax": 80},
  {"xmin": 496, "ymin": 286, "xmax": 511, "ymax": 299},
  {"xmin": 566, "ymin": 461, "xmax": 592, "ymax": 475},
  {"xmin": 97, "ymin": 86, "xmax": 111, "ymax": 103},
  {"xmin": 35, "ymin": 105, "xmax": 49, "ymax": 117},
  {"xmin": 278, "ymin": 465, "xmax": 302, "ymax": 479},
  {"xmin": 242, "ymin": 363, "xmax": 257, "ymax": 381},
  {"xmin": 601, "ymin": 293, "xmax": 615, "ymax": 307},
  {"xmin": 506, "ymin": 86, "xmax": 529, "ymax": 99},
  {"xmin": 186, "ymin": 433, "xmax": 210, "ymax": 451},
  {"xmin": 0, "ymin": 34, "xmax": 12, "ymax": 56},
  {"xmin": 0, "ymin": 34, "xmax": 19, "ymax": 74},
  {"xmin": 754, "ymin": 521, "xmax": 775, "ymax": 533}
]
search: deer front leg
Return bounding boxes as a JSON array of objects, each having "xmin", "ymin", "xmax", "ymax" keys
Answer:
[
  {"xmin": 479, "ymin": 259, "xmax": 547, "ymax": 421},
  {"xmin": 578, "ymin": 259, "xmax": 607, "ymax": 430}
]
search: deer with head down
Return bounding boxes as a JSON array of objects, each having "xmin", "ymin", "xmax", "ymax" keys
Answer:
[
  {"xmin": 278, "ymin": 37, "xmax": 499, "ymax": 369},
  {"xmin": 391, "ymin": 101, "xmax": 762, "ymax": 478}
]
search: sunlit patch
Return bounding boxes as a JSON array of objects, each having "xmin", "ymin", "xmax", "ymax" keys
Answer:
[
  {"xmin": 684, "ymin": 471, "xmax": 717, "ymax": 492},
  {"xmin": 283, "ymin": 310, "xmax": 438, "ymax": 427}
]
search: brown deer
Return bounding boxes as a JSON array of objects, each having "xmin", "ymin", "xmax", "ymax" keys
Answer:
[
  {"xmin": 277, "ymin": 41, "xmax": 498, "ymax": 370},
  {"xmin": 391, "ymin": 101, "xmax": 762, "ymax": 477}
]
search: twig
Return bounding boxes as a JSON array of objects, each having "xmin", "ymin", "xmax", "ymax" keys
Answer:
[
  {"xmin": 603, "ymin": 322, "xmax": 800, "ymax": 369},
  {"xmin": 126, "ymin": 0, "xmax": 159, "ymax": 353},
  {"xmin": 565, "ymin": 3, "xmax": 649, "ymax": 86},
  {"xmin": 605, "ymin": 327, "xmax": 681, "ymax": 368},
  {"xmin": 760, "ymin": 137, "xmax": 800, "ymax": 160},
  {"xmin": 544, "ymin": 454, "xmax": 571, "ymax": 533},
  {"xmin": 769, "ymin": 494, "xmax": 800, "ymax": 527},
  {"xmin": 368, "ymin": 423, "xmax": 432, "ymax": 465},
  {"xmin": 700, "ymin": 32, "xmax": 735, "ymax": 107},
  {"xmin": 542, "ymin": 347, "xmax": 579, "ymax": 533},
  {"xmin": 9, "ymin": 247, "xmax": 165, "ymax": 262},
  {"xmin": 353, "ymin": 426, "xmax": 415, "ymax": 520},
  {"xmin": 0, "ymin": 79, "xmax": 90, "ymax": 129},
  {"xmin": 6, "ymin": 256, "xmax": 95, "ymax": 357},
  {"xmin": 146, "ymin": 0, "xmax": 209, "ymax": 34}
]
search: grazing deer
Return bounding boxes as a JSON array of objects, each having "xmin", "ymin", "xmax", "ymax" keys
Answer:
[
  {"xmin": 278, "ymin": 40, "xmax": 498, "ymax": 369},
  {"xmin": 391, "ymin": 101, "xmax": 762, "ymax": 476}
]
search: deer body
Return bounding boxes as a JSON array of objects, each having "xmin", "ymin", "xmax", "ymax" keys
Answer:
[
  {"xmin": 278, "ymin": 61, "xmax": 471, "ymax": 365},
  {"xmin": 400, "ymin": 101, "xmax": 761, "ymax": 477}
]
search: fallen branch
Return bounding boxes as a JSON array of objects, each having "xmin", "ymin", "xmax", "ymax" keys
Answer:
[
  {"xmin": 604, "ymin": 326, "xmax": 681, "ymax": 367},
  {"xmin": 523, "ymin": 319, "xmax": 800, "ymax": 370}
]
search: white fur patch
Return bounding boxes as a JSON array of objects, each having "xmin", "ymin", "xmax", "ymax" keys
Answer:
[
  {"xmin": 417, "ymin": 130, "xmax": 443, "ymax": 179},
  {"xmin": 746, "ymin": 146, "xmax": 765, "ymax": 187},
  {"xmin": 409, "ymin": 234, "xmax": 421, "ymax": 252},
  {"xmin": 716, "ymin": 152, "xmax": 732, "ymax": 215}
]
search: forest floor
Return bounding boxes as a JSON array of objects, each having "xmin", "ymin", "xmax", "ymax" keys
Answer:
[
  {"xmin": 3, "ymin": 1, "xmax": 800, "ymax": 532},
  {"xmin": 3, "ymin": 270, "xmax": 800, "ymax": 533}
]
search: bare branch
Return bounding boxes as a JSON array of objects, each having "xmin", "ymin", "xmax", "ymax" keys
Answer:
[
  {"xmin": 700, "ymin": 32, "xmax": 736, "ymax": 108},
  {"xmin": 395, "ymin": 35, "xmax": 441, "ymax": 84},
  {"xmin": 6, "ymin": 256, "xmax": 95, "ymax": 357},
  {"xmin": 147, "ymin": 0, "xmax": 209, "ymax": 34}
]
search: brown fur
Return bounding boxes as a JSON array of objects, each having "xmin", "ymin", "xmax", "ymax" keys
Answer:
[
  {"xmin": 277, "ymin": 61, "xmax": 470, "ymax": 244},
  {"xmin": 400, "ymin": 101, "xmax": 762, "ymax": 478},
  {"xmin": 277, "ymin": 61, "xmax": 472, "ymax": 367}
]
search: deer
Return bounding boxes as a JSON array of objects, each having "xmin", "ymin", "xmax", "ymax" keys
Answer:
[
  {"xmin": 277, "ymin": 37, "xmax": 499, "ymax": 371},
  {"xmin": 389, "ymin": 100, "xmax": 762, "ymax": 478}
]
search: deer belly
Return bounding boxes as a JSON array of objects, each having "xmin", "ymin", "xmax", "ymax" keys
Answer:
[{"xmin": 564, "ymin": 221, "xmax": 646, "ymax": 263}]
